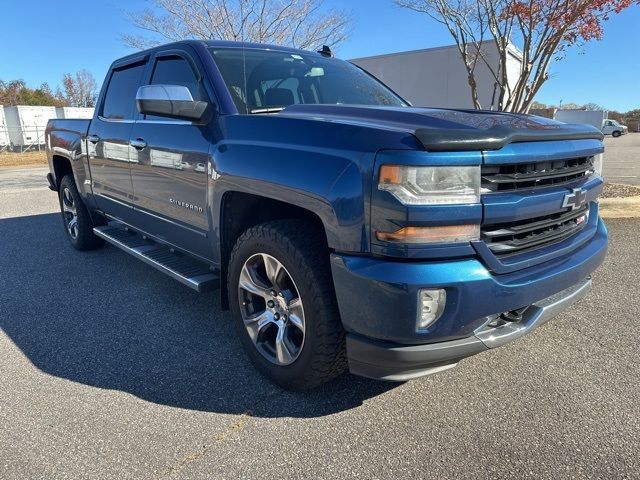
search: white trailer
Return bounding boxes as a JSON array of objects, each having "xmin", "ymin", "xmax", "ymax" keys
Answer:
[
  {"xmin": 554, "ymin": 110, "xmax": 606, "ymax": 130},
  {"xmin": 56, "ymin": 107, "xmax": 95, "ymax": 119},
  {"xmin": 3, "ymin": 105, "xmax": 57, "ymax": 149},
  {"xmin": 0, "ymin": 106, "xmax": 10, "ymax": 149},
  {"xmin": 351, "ymin": 42, "xmax": 523, "ymax": 110}
]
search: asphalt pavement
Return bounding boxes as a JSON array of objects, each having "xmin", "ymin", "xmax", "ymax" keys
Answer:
[
  {"xmin": 603, "ymin": 134, "xmax": 640, "ymax": 185},
  {"xmin": 0, "ymin": 167, "xmax": 639, "ymax": 479}
]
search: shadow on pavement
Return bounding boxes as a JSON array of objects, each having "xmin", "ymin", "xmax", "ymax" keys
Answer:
[{"xmin": 0, "ymin": 213, "xmax": 396, "ymax": 418}]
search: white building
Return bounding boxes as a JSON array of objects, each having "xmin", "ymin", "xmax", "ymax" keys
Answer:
[{"xmin": 351, "ymin": 42, "xmax": 523, "ymax": 110}]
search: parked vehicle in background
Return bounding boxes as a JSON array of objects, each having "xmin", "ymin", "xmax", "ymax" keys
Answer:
[
  {"xmin": 55, "ymin": 107, "xmax": 95, "ymax": 119},
  {"xmin": 0, "ymin": 105, "xmax": 10, "ymax": 150},
  {"xmin": 45, "ymin": 40, "xmax": 608, "ymax": 390},
  {"xmin": 601, "ymin": 119, "xmax": 628, "ymax": 137},
  {"xmin": 4, "ymin": 105, "xmax": 56, "ymax": 150},
  {"xmin": 555, "ymin": 109, "xmax": 628, "ymax": 137}
]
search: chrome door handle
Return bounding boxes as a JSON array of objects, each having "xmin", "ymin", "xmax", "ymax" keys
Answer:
[
  {"xmin": 130, "ymin": 138, "xmax": 147, "ymax": 150},
  {"xmin": 88, "ymin": 134, "xmax": 100, "ymax": 144}
]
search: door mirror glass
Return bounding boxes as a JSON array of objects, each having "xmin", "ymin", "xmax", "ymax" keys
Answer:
[{"xmin": 136, "ymin": 84, "xmax": 208, "ymax": 121}]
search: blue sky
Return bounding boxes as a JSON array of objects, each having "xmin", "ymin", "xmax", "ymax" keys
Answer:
[{"xmin": 1, "ymin": 0, "xmax": 637, "ymax": 111}]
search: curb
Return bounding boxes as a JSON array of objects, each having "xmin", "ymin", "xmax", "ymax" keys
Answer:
[{"xmin": 599, "ymin": 196, "xmax": 640, "ymax": 219}]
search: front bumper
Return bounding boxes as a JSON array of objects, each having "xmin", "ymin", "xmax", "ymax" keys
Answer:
[
  {"xmin": 347, "ymin": 277, "xmax": 591, "ymax": 381},
  {"xmin": 331, "ymin": 217, "xmax": 608, "ymax": 381}
]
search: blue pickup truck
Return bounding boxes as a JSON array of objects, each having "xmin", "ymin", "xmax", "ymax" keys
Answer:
[{"xmin": 45, "ymin": 40, "xmax": 607, "ymax": 390}]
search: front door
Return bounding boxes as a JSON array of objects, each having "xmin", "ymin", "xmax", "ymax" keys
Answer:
[
  {"xmin": 88, "ymin": 59, "xmax": 146, "ymax": 221},
  {"xmin": 129, "ymin": 50, "xmax": 214, "ymax": 260}
]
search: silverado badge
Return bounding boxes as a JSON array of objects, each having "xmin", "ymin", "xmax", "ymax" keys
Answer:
[{"xmin": 170, "ymin": 198, "xmax": 204, "ymax": 213}]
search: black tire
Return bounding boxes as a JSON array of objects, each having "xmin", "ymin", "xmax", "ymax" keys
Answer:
[
  {"xmin": 228, "ymin": 220, "xmax": 347, "ymax": 390},
  {"xmin": 58, "ymin": 174, "xmax": 105, "ymax": 251},
  {"xmin": 612, "ymin": 130, "xmax": 621, "ymax": 138}
]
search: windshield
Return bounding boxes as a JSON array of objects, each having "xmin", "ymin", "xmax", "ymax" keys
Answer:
[{"xmin": 208, "ymin": 47, "xmax": 407, "ymax": 114}]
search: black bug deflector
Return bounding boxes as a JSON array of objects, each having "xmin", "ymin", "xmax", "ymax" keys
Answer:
[
  {"xmin": 278, "ymin": 104, "xmax": 604, "ymax": 152},
  {"xmin": 414, "ymin": 124, "xmax": 604, "ymax": 152}
]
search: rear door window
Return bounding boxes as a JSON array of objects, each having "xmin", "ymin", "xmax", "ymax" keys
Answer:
[{"xmin": 101, "ymin": 62, "xmax": 146, "ymax": 120}]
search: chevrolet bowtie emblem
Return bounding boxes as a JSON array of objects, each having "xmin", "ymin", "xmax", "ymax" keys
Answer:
[{"xmin": 562, "ymin": 188, "xmax": 587, "ymax": 211}]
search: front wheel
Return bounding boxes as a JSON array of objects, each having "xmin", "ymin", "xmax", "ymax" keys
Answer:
[
  {"xmin": 58, "ymin": 174, "xmax": 105, "ymax": 251},
  {"xmin": 612, "ymin": 130, "xmax": 622, "ymax": 138},
  {"xmin": 228, "ymin": 220, "xmax": 347, "ymax": 390}
]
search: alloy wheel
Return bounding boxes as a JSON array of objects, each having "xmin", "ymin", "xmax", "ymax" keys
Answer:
[
  {"xmin": 61, "ymin": 187, "xmax": 79, "ymax": 240},
  {"xmin": 237, "ymin": 253, "xmax": 305, "ymax": 366}
]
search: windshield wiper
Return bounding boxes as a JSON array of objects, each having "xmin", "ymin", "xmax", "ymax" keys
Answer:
[{"xmin": 250, "ymin": 107, "xmax": 286, "ymax": 114}]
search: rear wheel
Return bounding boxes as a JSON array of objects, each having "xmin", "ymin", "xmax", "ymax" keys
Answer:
[
  {"xmin": 58, "ymin": 174, "xmax": 104, "ymax": 251},
  {"xmin": 228, "ymin": 220, "xmax": 347, "ymax": 390}
]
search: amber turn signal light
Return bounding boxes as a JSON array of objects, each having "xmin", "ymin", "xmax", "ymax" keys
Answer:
[
  {"xmin": 376, "ymin": 225, "xmax": 480, "ymax": 244},
  {"xmin": 379, "ymin": 165, "xmax": 403, "ymax": 184}
]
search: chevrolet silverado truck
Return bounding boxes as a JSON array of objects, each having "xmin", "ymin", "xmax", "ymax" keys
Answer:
[{"xmin": 45, "ymin": 40, "xmax": 608, "ymax": 390}]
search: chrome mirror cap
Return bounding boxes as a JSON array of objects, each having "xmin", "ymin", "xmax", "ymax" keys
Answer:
[{"xmin": 136, "ymin": 84, "xmax": 209, "ymax": 121}]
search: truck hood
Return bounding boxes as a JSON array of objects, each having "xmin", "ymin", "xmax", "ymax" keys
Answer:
[{"xmin": 278, "ymin": 104, "xmax": 604, "ymax": 151}]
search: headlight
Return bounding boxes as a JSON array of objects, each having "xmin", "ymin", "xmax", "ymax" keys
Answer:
[
  {"xmin": 379, "ymin": 165, "xmax": 480, "ymax": 205},
  {"xmin": 592, "ymin": 153, "xmax": 603, "ymax": 177}
]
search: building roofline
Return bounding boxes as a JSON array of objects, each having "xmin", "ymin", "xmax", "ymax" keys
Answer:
[{"xmin": 351, "ymin": 40, "xmax": 523, "ymax": 63}]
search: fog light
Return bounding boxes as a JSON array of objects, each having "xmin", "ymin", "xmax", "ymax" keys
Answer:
[{"xmin": 417, "ymin": 289, "xmax": 446, "ymax": 330}]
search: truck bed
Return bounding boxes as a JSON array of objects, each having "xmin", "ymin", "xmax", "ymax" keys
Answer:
[{"xmin": 46, "ymin": 118, "xmax": 91, "ymax": 138}]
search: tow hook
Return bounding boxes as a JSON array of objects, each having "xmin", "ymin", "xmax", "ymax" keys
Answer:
[
  {"xmin": 485, "ymin": 307, "xmax": 530, "ymax": 328},
  {"xmin": 500, "ymin": 307, "xmax": 529, "ymax": 323}
]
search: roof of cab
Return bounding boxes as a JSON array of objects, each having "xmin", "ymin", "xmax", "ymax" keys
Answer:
[
  {"xmin": 201, "ymin": 39, "xmax": 318, "ymax": 56},
  {"xmin": 110, "ymin": 39, "xmax": 321, "ymax": 68}
]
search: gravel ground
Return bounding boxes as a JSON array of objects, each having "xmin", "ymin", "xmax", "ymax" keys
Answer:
[
  {"xmin": 0, "ymin": 168, "xmax": 639, "ymax": 479},
  {"xmin": 601, "ymin": 182, "xmax": 640, "ymax": 198}
]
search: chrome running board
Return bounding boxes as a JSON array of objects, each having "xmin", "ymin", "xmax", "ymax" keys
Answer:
[{"xmin": 93, "ymin": 224, "xmax": 219, "ymax": 292}]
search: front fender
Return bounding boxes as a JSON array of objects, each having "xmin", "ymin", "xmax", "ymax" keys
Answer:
[
  {"xmin": 210, "ymin": 146, "xmax": 370, "ymax": 254},
  {"xmin": 209, "ymin": 114, "xmax": 422, "ymax": 261}
]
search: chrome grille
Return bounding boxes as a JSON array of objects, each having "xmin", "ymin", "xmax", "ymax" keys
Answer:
[
  {"xmin": 481, "ymin": 205, "xmax": 590, "ymax": 258},
  {"xmin": 482, "ymin": 157, "xmax": 594, "ymax": 192}
]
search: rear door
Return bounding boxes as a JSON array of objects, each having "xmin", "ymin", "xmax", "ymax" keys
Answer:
[
  {"xmin": 129, "ymin": 48, "xmax": 215, "ymax": 259},
  {"xmin": 88, "ymin": 58, "xmax": 146, "ymax": 221}
]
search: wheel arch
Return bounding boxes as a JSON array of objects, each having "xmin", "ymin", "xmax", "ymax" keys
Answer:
[
  {"xmin": 218, "ymin": 191, "xmax": 330, "ymax": 310},
  {"xmin": 52, "ymin": 154, "xmax": 73, "ymax": 190}
]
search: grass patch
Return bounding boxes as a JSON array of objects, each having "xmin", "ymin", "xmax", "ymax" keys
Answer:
[{"xmin": 0, "ymin": 151, "xmax": 48, "ymax": 168}]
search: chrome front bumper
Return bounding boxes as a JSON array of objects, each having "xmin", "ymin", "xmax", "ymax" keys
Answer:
[{"xmin": 474, "ymin": 277, "xmax": 592, "ymax": 349}]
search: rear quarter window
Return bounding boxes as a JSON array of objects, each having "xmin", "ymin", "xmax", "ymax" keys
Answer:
[{"xmin": 101, "ymin": 62, "xmax": 146, "ymax": 120}]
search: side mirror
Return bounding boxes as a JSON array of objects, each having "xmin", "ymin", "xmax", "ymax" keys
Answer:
[{"xmin": 136, "ymin": 85, "xmax": 209, "ymax": 121}]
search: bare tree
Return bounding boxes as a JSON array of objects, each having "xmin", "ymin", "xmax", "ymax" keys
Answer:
[
  {"xmin": 396, "ymin": 0, "xmax": 639, "ymax": 113},
  {"xmin": 583, "ymin": 102, "xmax": 604, "ymax": 111},
  {"xmin": 63, "ymin": 70, "xmax": 98, "ymax": 108},
  {"xmin": 122, "ymin": 0, "xmax": 350, "ymax": 51}
]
